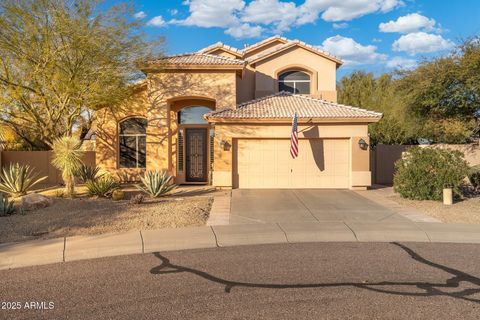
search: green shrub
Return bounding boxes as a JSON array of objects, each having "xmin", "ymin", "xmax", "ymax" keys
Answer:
[
  {"xmin": 137, "ymin": 171, "xmax": 176, "ymax": 198},
  {"xmin": 0, "ymin": 193, "xmax": 15, "ymax": 216},
  {"xmin": 393, "ymin": 147, "xmax": 469, "ymax": 201},
  {"xmin": 75, "ymin": 164, "xmax": 104, "ymax": 183},
  {"xmin": 86, "ymin": 175, "xmax": 120, "ymax": 197},
  {"xmin": 468, "ymin": 164, "xmax": 480, "ymax": 190},
  {"xmin": 0, "ymin": 163, "xmax": 47, "ymax": 197}
]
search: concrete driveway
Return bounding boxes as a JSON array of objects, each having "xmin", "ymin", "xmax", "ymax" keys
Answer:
[{"xmin": 230, "ymin": 189, "xmax": 409, "ymax": 224}]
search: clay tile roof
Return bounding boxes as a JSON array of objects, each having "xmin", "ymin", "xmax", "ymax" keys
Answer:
[
  {"xmin": 144, "ymin": 53, "xmax": 246, "ymax": 67},
  {"xmin": 198, "ymin": 42, "xmax": 243, "ymax": 55},
  {"xmin": 206, "ymin": 92, "xmax": 382, "ymax": 122},
  {"xmin": 241, "ymin": 35, "xmax": 289, "ymax": 53},
  {"xmin": 246, "ymin": 40, "xmax": 343, "ymax": 65}
]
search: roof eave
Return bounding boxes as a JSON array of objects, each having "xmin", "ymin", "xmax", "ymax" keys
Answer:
[
  {"xmin": 206, "ymin": 116, "xmax": 382, "ymax": 124},
  {"xmin": 141, "ymin": 64, "xmax": 245, "ymax": 72}
]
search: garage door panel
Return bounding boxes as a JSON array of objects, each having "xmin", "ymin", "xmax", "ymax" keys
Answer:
[{"xmin": 237, "ymin": 139, "xmax": 350, "ymax": 189}]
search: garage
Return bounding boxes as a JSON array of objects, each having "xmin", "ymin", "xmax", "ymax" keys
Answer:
[
  {"xmin": 205, "ymin": 92, "xmax": 382, "ymax": 190},
  {"xmin": 236, "ymin": 138, "xmax": 350, "ymax": 189}
]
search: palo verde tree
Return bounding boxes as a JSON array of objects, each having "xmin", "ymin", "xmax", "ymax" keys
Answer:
[{"xmin": 0, "ymin": 0, "xmax": 161, "ymax": 149}]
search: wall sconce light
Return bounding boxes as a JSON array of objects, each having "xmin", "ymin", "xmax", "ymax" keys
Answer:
[
  {"xmin": 358, "ymin": 138, "xmax": 368, "ymax": 150},
  {"xmin": 219, "ymin": 139, "xmax": 226, "ymax": 150}
]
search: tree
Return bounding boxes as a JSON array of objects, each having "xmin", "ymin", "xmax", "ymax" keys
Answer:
[
  {"xmin": 337, "ymin": 71, "xmax": 417, "ymax": 145},
  {"xmin": 395, "ymin": 37, "xmax": 480, "ymax": 143},
  {"xmin": 51, "ymin": 136, "xmax": 84, "ymax": 197},
  {"xmin": 0, "ymin": 0, "xmax": 161, "ymax": 149}
]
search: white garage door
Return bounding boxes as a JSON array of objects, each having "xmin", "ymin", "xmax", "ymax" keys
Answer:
[{"xmin": 236, "ymin": 139, "xmax": 350, "ymax": 189}]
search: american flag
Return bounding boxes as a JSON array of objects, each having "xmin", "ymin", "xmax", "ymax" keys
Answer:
[{"xmin": 290, "ymin": 112, "xmax": 298, "ymax": 158}]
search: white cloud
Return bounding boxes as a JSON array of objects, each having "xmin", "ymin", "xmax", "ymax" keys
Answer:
[
  {"xmin": 320, "ymin": 35, "xmax": 387, "ymax": 65},
  {"xmin": 379, "ymin": 13, "xmax": 437, "ymax": 34},
  {"xmin": 392, "ymin": 32, "xmax": 454, "ymax": 55},
  {"xmin": 177, "ymin": 0, "xmax": 245, "ymax": 28},
  {"xmin": 147, "ymin": 16, "xmax": 166, "ymax": 27},
  {"xmin": 225, "ymin": 23, "xmax": 263, "ymax": 39},
  {"xmin": 299, "ymin": 0, "xmax": 404, "ymax": 23},
  {"xmin": 386, "ymin": 56, "xmax": 417, "ymax": 69},
  {"xmin": 174, "ymin": 0, "xmax": 405, "ymax": 38},
  {"xmin": 133, "ymin": 11, "xmax": 146, "ymax": 19},
  {"xmin": 333, "ymin": 22, "xmax": 348, "ymax": 29},
  {"xmin": 242, "ymin": 0, "xmax": 299, "ymax": 32},
  {"xmin": 170, "ymin": 9, "xmax": 178, "ymax": 16}
]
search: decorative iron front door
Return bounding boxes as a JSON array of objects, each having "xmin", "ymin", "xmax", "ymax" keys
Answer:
[{"xmin": 185, "ymin": 128, "xmax": 208, "ymax": 182}]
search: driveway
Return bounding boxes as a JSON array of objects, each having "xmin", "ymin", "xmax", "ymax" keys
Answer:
[{"xmin": 230, "ymin": 189, "xmax": 410, "ymax": 224}]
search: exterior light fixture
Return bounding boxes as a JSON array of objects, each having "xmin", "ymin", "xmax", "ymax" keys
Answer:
[
  {"xmin": 219, "ymin": 139, "xmax": 226, "ymax": 150},
  {"xmin": 358, "ymin": 138, "xmax": 368, "ymax": 150}
]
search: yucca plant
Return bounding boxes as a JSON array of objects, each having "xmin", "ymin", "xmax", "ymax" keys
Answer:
[
  {"xmin": 0, "ymin": 163, "xmax": 47, "ymax": 197},
  {"xmin": 86, "ymin": 175, "xmax": 120, "ymax": 197},
  {"xmin": 75, "ymin": 164, "xmax": 104, "ymax": 183},
  {"xmin": 51, "ymin": 136, "xmax": 84, "ymax": 197},
  {"xmin": 137, "ymin": 171, "xmax": 177, "ymax": 198},
  {"xmin": 0, "ymin": 193, "xmax": 15, "ymax": 216}
]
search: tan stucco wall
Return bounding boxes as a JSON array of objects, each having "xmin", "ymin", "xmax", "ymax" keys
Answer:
[
  {"xmin": 251, "ymin": 46, "xmax": 338, "ymax": 102},
  {"xmin": 96, "ymin": 70, "xmax": 237, "ymax": 181},
  {"xmin": 212, "ymin": 122, "xmax": 371, "ymax": 189}
]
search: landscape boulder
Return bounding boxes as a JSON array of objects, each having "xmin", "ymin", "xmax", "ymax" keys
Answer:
[{"xmin": 20, "ymin": 193, "xmax": 53, "ymax": 211}]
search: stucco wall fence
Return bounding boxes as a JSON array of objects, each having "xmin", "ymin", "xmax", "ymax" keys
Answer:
[
  {"xmin": 0, "ymin": 151, "xmax": 96, "ymax": 187},
  {"xmin": 371, "ymin": 143, "xmax": 480, "ymax": 185}
]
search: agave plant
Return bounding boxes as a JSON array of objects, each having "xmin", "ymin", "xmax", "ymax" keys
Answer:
[
  {"xmin": 51, "ymin": 136, "xmax": 84, "ymax": 197},
  {"xmin": 0, "ymin": 193, "xmax": 15, "ymax": 215},
  {"xmin": 86, "ymin": 175, "xmax": 120, "ymax": 198},
  {"xmin": 75, "ymin": 164, "xmax": 104, "ymax": 183},
  {"xmin": 137, "ymin": 171, "xmax": 177, "ymax": 198},
  {"xmin": 0, "ymin": 163, "xmax": 47, "ymax": 197}
]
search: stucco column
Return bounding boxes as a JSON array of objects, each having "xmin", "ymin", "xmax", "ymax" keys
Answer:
[{"xmin": 350, "ymin": 136, "xmax": 372, "ymax": 190}]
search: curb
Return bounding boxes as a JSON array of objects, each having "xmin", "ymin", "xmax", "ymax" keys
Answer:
[{"xmin": 1, "ymin": 222, "xmax": 480, "ymax": 271}]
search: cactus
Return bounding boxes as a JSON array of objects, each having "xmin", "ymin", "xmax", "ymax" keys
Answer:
[
  {"xmin": 0, "ymin": 163, "xmax": 47, "ymax": 197},
  {"xmin": 137, "ymin": 171, "xmax": 176, "ymax": 198}
]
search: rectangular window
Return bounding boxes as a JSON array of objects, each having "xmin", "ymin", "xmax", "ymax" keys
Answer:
[{"xmin": 119, "ymin": 136, "xmax": 137, "ymax": 168}]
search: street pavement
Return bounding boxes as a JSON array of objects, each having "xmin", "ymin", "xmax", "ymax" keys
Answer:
[{"xmin": 1, "ymin": 242, "xmax": 479, "ymax": 319}]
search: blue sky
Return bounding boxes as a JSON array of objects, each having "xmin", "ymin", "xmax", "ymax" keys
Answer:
[{"xmin": 116, "ymin": 0, "xmax": 480, "ymax": 78}]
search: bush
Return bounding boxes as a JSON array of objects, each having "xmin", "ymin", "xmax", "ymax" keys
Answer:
[
  {"xmin": 75, "ymin": 164, "xmax": 104, "ymax": 183},
  {"xmin": 393, "ymin": 147, "xmax": 469, "ymax": 201},
  {"xmin": 468, "ymin": 165, "xmax": 480, "ymax": 190},
  {"xmin": 137, "ymin": 171, "xmax": 176, "ymax": 198},
  {"xmin": 0, "ymin": 193, "xmax": 15, "ymax": 216},
  {"xmin": 86, "ymin": 175, "xmax": 120, "ymax": 198},
  {"xmin": 0, "ymin": 163, "xmax": 47, "ymax": 197}
]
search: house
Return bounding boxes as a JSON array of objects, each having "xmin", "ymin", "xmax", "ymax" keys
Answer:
[{"xmin": 96, "ymin": 36, "xmax": 382, "ymax": 189}]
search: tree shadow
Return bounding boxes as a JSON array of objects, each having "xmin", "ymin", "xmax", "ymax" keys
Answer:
[{"xmin": 150, "ymin": 242, "xmax": 480, "ymax": 303}]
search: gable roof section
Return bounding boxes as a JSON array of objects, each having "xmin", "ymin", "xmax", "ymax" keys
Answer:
[
  {"xmin": 197, "ymin": 36, "xmax": 342, "ymax": 65},
  {"xmin": 141, "ymin": 53, "xmax": 246, "ymax": 71},
  {"xmin": 205, "ymin": 92, "xmax": 382, "ymax": 123},
  {"xmin": 246, "ymin": 40, "xmax": 343, "ymax": 66},
  {"xmin": 241, "ymin": 35, "xmax": 289, "ymax": 54},
  {"xmin": 197, "ymin": 42, "xmax": 243, "ymax": 58}
]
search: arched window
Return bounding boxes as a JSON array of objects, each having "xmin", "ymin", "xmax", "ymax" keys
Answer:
[
  {"xmin": 177, "ymin": 106, "xmax": 212, "ymax": 124},
  {"xmin": 278, "ymin": 70, "xmax": 310, "ymax": 94},
  {"xmin": 119, "ymin": 117, "xmax": 147, "ymax": 168}
]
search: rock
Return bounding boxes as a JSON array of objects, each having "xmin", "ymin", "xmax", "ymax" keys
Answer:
[
  {"xmin": 20, "ymin": 193, "xmax": 53, "ymax": 211},
  {"xmin": 111, "ymin": 189, "xmax": 125, "ymax": 201}
]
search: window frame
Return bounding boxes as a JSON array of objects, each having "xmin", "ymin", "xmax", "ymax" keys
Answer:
[
  {"xmin": 118, "ymin": 117, "xmax": 147, "ymax": 169},
  {"xmin": 278, "ymin": 70, "xmax": 311, "ymax": 94}
]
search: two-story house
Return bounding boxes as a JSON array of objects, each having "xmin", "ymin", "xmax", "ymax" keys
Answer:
[{"xmin": 96, "ymin": 36, "xmax": 382, "ymax": 190}]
